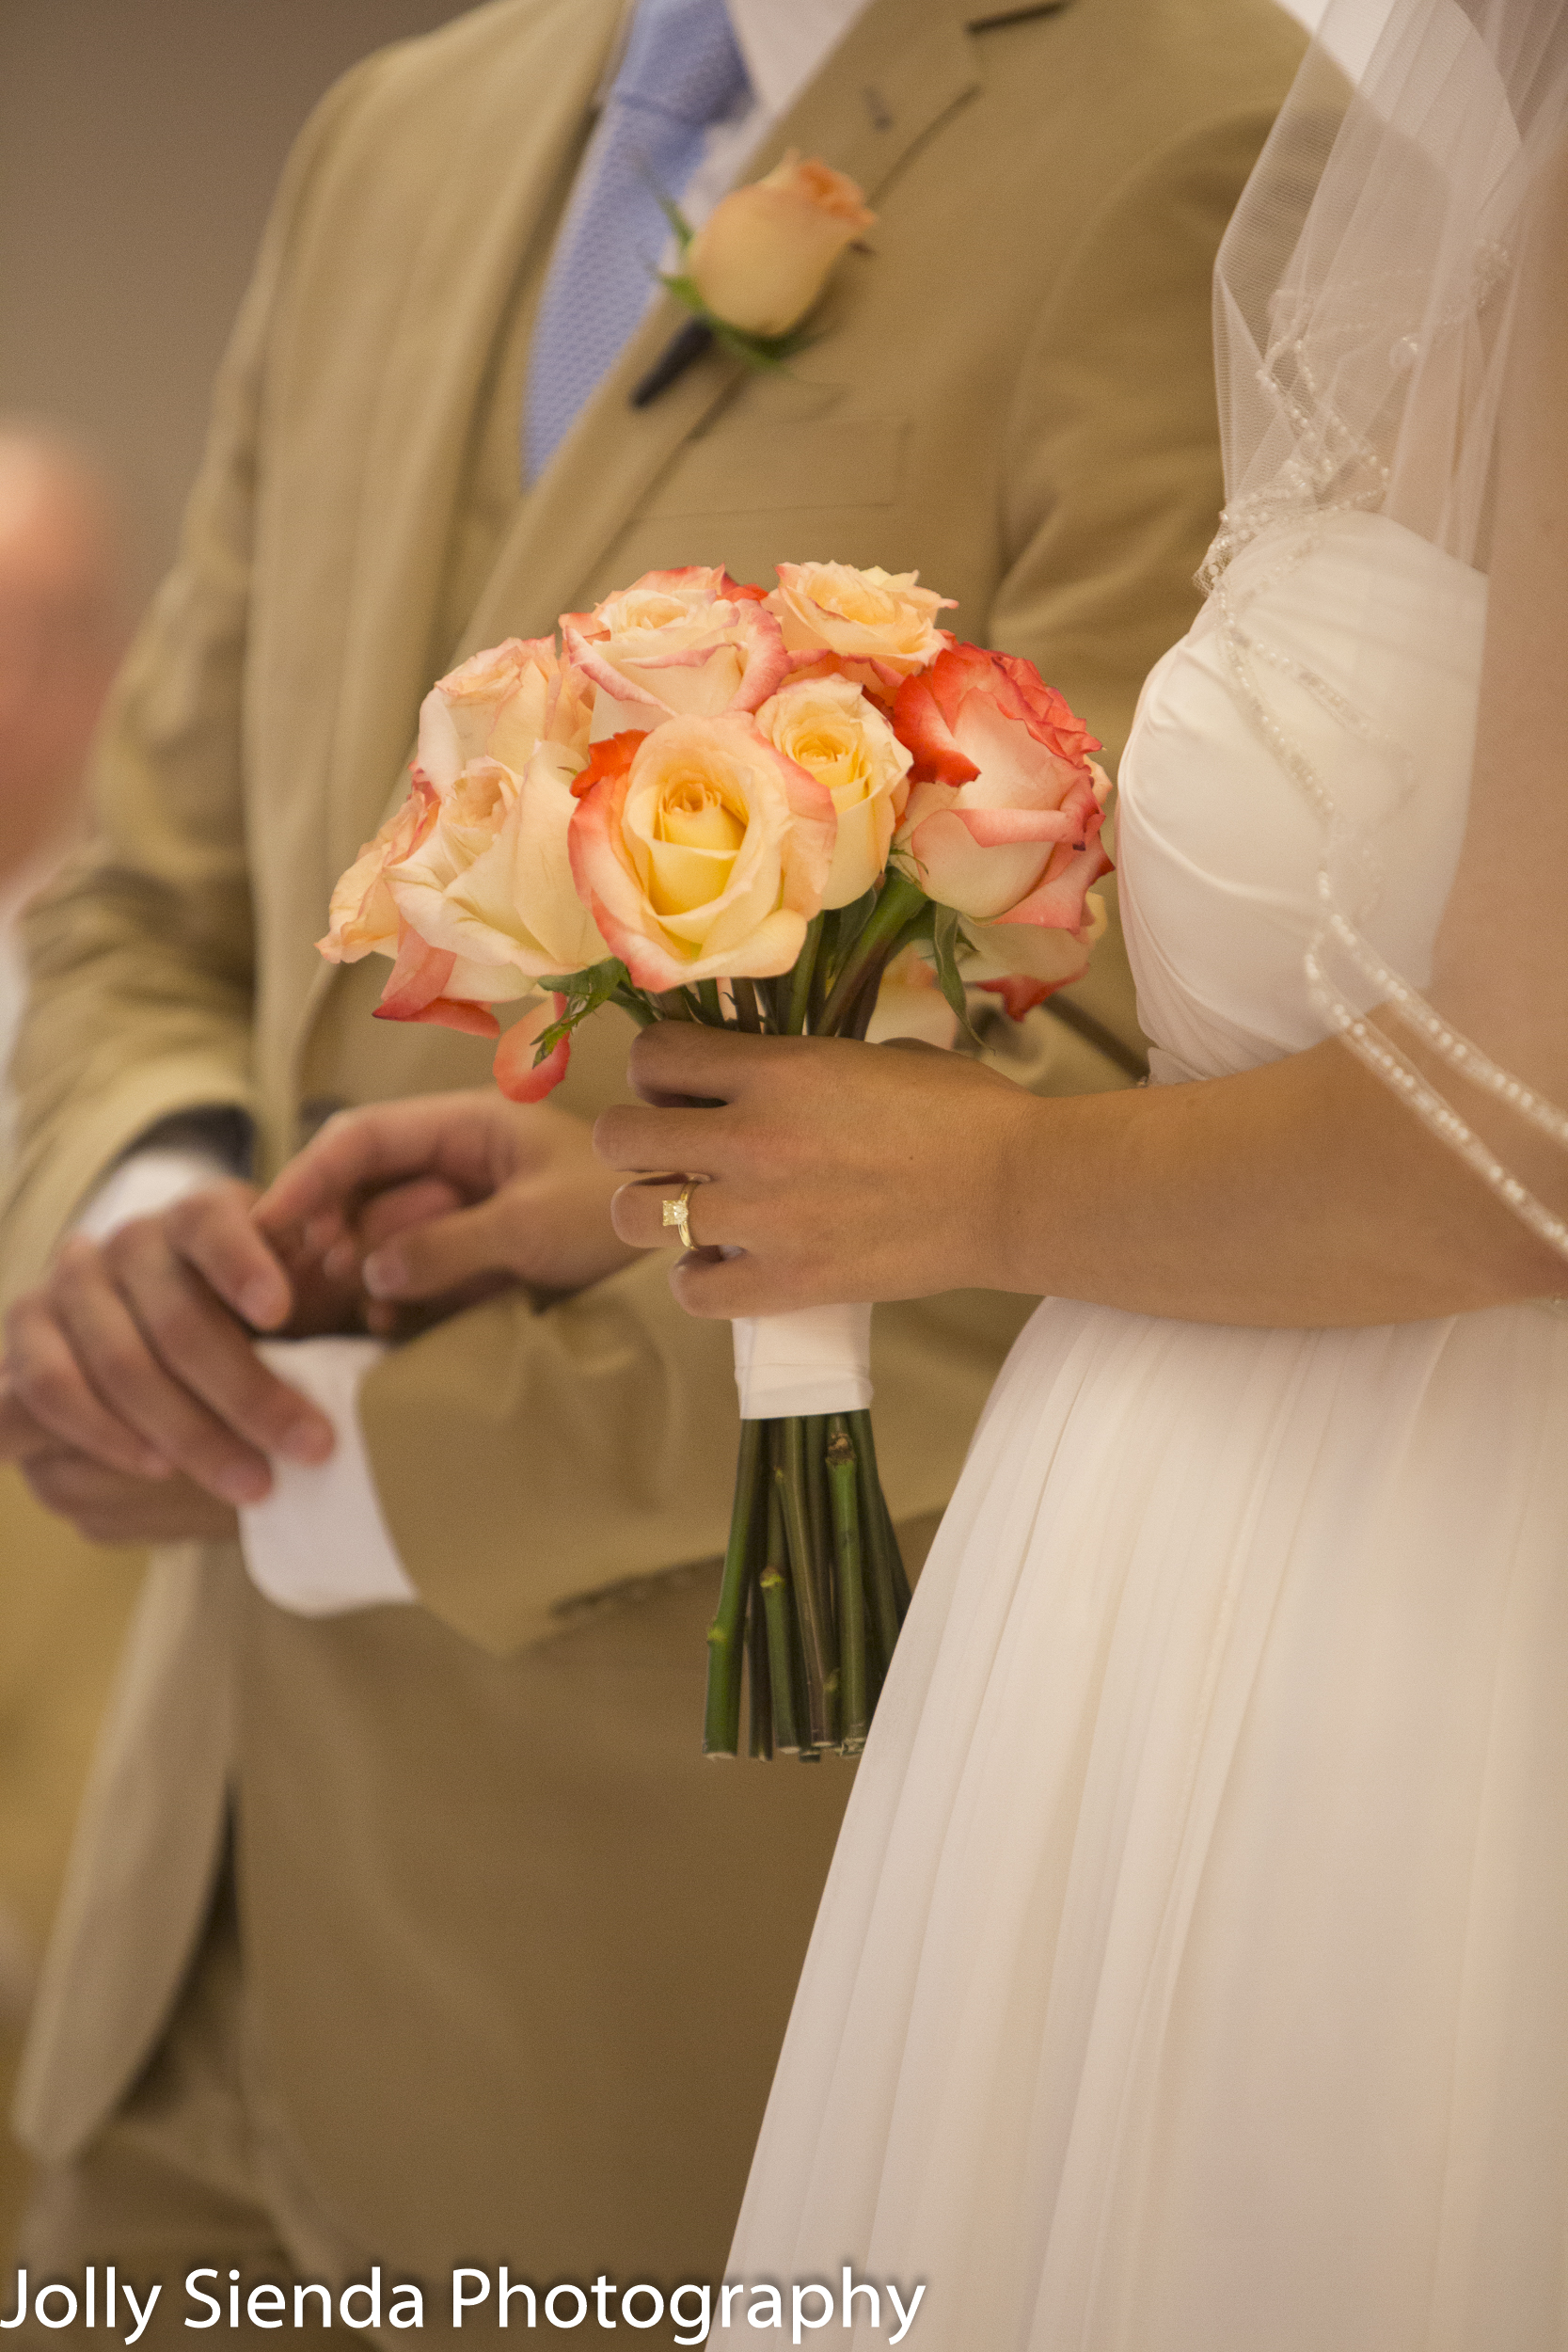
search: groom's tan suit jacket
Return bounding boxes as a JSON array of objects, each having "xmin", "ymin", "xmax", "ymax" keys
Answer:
[{"xmin": 2, "ymin": 0, "xmax": 1303, "ymax": 2296}]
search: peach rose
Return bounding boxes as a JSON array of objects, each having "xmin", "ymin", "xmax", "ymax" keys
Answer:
[
  {"xmin": 892, "ymin": 646, "xmax": 1111, "ymax": 961},
  {"xmin": 562, "ymin": 565, "xmax": 786, "ymax": 731},
  {"xmin": 767, "ymin": 563, "xmax": 954, "ymax": 685},
  {"xmin": 753, "ymin": 674, "xmax": 911, "ymax": 908},
  {"xmin": 569, "ymin": 714, "xmax": 835, "ymax": 991},
  {"xmin": 685, "ymin": 154, "xmax": 875, "ymax": 338}
]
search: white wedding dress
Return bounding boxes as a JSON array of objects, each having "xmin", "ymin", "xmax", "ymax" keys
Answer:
[{"xmin": 718, "ymin": 514, "xmax": 1568, "ymax": 2349}]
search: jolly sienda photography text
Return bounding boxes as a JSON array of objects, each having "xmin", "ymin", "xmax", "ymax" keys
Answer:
[{"xmin": 1, "ymin": 2267, "xmax": 927, "ymax": 2344}]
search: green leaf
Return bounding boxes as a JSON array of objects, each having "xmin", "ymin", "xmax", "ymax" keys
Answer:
[
  {"xmin": 928, "ymin": 908, "xmax": 980, "ymax": 1046},
  {"xmin": 831, "ymin": 884, "xmax": 879, "ymax": 965},
  {"xmin": 528, "ymin": 959, "xmax": 633, "ymax": 1060}
]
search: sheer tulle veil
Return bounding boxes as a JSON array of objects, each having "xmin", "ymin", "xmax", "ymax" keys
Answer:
[{"xmin": 1202, "ymin": 0, "xmax": 1568, "ymax": 1256}]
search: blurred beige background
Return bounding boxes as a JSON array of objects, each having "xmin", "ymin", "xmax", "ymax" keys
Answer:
[
  {"xmin": 0, "ymin": 0, "xmax": 468, "ymax": 2265},
  {"xmin": 0, "ymin": 1, "xmax": 471, "ymax": 606}
]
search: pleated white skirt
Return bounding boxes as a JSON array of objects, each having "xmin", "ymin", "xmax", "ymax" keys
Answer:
[{"xmin": 720, "ymin": 1294, "xmax": 1568, "ymax": 2350}]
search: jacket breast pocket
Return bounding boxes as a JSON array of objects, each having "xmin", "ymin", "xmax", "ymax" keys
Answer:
[{"xmin": 637, "ymin": 418, "xmax": 908, "ymax": 519}]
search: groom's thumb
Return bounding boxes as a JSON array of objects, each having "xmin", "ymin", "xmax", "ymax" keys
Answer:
[{"xmin": 362, "ymin": 1196, "xmax": 513, "ymax": 1302}]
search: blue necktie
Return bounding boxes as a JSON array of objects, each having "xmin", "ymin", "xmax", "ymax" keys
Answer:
[{"xmin": 525, "ymin": 0, "xmax": 751, "ymax": 481}]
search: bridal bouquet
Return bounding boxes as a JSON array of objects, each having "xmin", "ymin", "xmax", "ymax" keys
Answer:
[{"xmin": 321, "ymin": 562, "xmax": 1111, "ymax": 1757}]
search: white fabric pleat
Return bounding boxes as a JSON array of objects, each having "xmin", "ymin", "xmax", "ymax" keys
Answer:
[{"xmin": 722, "ymin": 1300, "xmax": 1568, "ymax": 2349}]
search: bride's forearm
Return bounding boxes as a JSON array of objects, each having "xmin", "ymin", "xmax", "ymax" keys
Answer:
[
  {"xmin": 596, "ymin": 1024, "xmax": 1564, "ymax": 1327},
  {"xmin": 985, "ymin": 1035, "xmax": 1561, "ymax": 1326}
]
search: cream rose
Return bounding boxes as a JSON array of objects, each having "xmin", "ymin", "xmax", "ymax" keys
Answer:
[
  {"xmin": 753, "ymin": 674, "xmax": 911, "ymax": 907},
  {"xmin": 388, "ymin": 743, "xmax": 609, "ymax": 985},
  {"xmin": 768, "ymin": 562, "xmax": 954, "ymax": 681},
  {"xmin": 418, "ymin": 635, "xmax": 593, "ymax": 781},
  {"xmin": 319, "ymin": 786, "xmax": 439, "ymax": 965},
  {"xmin": 562, "ymin": 564, "xmax": 786, "ymax": 729},
  {"xmin": 568, "ymin": 714, "xmax": 836, "ymax": 991},
  {"xmin": 320, "ymin": 636, "xmax": 601, "ymax": 1023},
  {"xmin": 685, "ymin": 154, "xmax": 875, "ymax": 338}
]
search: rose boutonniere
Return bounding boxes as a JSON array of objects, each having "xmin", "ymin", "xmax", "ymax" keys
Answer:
[{"xmin": 631, "ymin": 155, "xmax": 875, "ymax": 407}]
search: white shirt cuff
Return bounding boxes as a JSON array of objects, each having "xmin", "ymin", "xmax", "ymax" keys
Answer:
[
  {"xmin": 238, "ymin": 1338, "xmax": 420, "ymax": 1617},
  {"xmin": 74, "ymin": 1145, "xmax": 234, "ymax": 1242}
]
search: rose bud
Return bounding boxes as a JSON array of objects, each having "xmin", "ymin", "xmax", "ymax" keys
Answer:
[{"xmin": 686, "ymin": 154, "xmax": 875, "ymax": 339}]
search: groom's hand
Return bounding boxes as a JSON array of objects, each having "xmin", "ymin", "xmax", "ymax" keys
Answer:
[
  {"xmin": 0, "ymin": 1382, "xmax": 240, "ymax": 1543},
  {"xmin": 1, "ymin": 1180, "xmax": 341, "ymax": 1513},
  {"xmin": 255, "ymin": 1090, "xmax": 648, "ymax": 1320}
]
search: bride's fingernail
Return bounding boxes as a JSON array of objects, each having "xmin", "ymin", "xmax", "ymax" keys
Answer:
[{"xmin": 362, "ymin": 1249, "xmax": 404, "ymax": 1298}]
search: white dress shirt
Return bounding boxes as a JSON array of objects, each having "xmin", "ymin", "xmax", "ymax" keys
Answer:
[{"xmin": 85, "ymin": 0, "xmax": 873, "ymax": 1617}]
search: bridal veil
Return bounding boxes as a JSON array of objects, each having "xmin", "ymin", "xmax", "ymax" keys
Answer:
[{"xmin": 1205, "ymin": 0, "xmax": 1568, "ymax": 1258}]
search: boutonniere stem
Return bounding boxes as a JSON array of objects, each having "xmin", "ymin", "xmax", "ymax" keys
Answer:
[{"xmin": 630, "ymin": 319, "xmax": 715, "ymax": 408}]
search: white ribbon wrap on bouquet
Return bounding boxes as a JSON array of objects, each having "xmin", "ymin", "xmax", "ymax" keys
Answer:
[{"xmin": 732, "ymin": 1304, "xmax": 874, "ymax": 1422}]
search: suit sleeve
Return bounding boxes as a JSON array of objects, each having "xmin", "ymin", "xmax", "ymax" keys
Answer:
[
  {"xmin": 986, "ymin": 107, "xmax": 1286, "ymax": 1090},
  {"xmin": 0, "ymin": 60, "xmax": 384, "ymax": 1308}
]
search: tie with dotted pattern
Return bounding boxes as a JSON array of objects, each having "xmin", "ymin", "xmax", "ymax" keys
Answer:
[{"xmin": 524, "ymin": 0, "xmax": 751, "ymax": 482}]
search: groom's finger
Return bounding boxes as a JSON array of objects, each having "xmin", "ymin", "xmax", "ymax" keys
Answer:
[
  {"xmin": 256, "ymin": 1095, "xmax": 489, "ymax": 1234},
  {"xmin": 361, "ymin": 1196, "xmax": 525, "ymax": 1301}
]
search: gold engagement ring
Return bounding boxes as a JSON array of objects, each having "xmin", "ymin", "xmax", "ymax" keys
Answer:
[{"xmin": 662, "ymin": 1180, "xmax": 698, "ymax": 1251}]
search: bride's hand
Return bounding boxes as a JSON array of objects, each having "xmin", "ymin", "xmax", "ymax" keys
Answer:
[{"xmin": 595, "ymin": 1025, "xmax": 1037, "ymax": 1317}]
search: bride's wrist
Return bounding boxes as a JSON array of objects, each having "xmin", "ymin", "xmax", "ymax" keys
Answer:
[{"xmin": 968, "ymin": 1087, "xmax": 1061, "ymax": 1295}]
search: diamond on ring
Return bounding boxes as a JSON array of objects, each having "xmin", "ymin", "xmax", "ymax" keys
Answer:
[{"xmin": 662, "ymin": 1181, "xmax": 696, "ymax": 1250}]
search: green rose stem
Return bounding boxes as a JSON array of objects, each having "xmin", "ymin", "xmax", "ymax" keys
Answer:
[
  {"xmin": 703, "ymin": 1416, "xmax": 766, "ymax": 1756},
  {"xmin": 826, "ymin": 1419, "xmax": 869, "ymax": 1752},
  {"xmin": 849, "ymin": 1406, "xmax": 908, "ymax": 1660},
  {"xmin": 803, "ymin": 1412, "xmax": 832, "ymax": 1633},
  {"xmin": 817, "ymin": 869, "xmax": 928, "ymax": 1032},
  {"xmin": 777, "ymin": 1422, "xmax": 840, "ymax": 1749},
  {"xmin": 696, "ymin": 977, "xmax": 725, "ymax": 1024},
  {"xmin": 787, "ymin": 914, "xmax": 826, "ymax": 1035},
  {"xmin": 732, "ymin": 977, "xmax": 764, "ymax": 1033},
  {"xmin": 612, "ymin": 985, "xmax": 658, "ymax": 1029},
  {"xmin": 808, "ymin": 909, "xmax": 838, "ymax": 1029},
  {"xmin": 747, "ymin": 1575, "xmax": 773, "ymax": 1759},
  {"xmin": 759, "ymin": 1473, "xmax": 802, "ymax": 1755}
]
